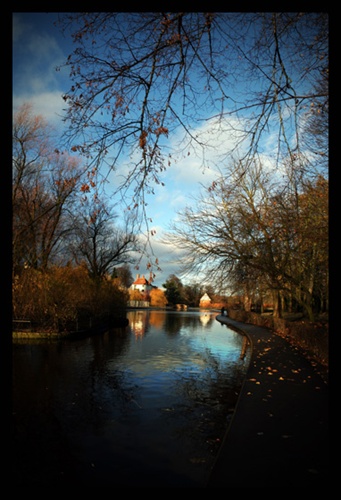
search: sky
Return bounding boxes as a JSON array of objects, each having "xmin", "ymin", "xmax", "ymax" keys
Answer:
[
  {"xmin": 12, "ymin": 12, "xmax": 234, "ymax": 287},
  {"xmin": 13, "ymin": 12, "xmax": 289, "ymax": 289}
]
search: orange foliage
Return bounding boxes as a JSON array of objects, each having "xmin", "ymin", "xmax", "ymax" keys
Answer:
[
  {"xmin": 139, "ymin": 130, "xmax": 148, "ymax": 149},
  {"xmin": 149, "ymin": 288, "xmax": 167, "ymax": 307},
  {"xmin": 129, "ymin": 289, "xmax": 144, "ymax": 301}
]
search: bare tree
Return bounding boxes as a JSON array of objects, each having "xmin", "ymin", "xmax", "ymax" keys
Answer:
[
  {"xmin": 12, "ymin": 104, "xmax": 85, "ymax": 273},
  {"xmin": 56, "ymin": 12, "xmax": 328, "ymax": 218},
  {"xmin": 70, "ymin": 198, "xmax": 140, "ymax": 281},
  {"xmin": 166, "ymin": 160, "xmax": 328, "ymax": 320},
  {"xmin": 112, "ymin": 263, "xmax": 134, "ymax": 288}
]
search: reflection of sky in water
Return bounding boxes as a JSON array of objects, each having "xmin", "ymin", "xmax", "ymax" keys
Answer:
[
  {"xmin": 187, "ymin": 324, "xmax": 244, "ymax": 361},
  {"xmin": 107, "ymin": 310, "xmax": 250, "ymax": 426},
  {"xmin": 116, "ymin": 310, "xmax": 247, "ymax": 378},
  {"xmin": 13, "ymin": 309, "xmax": 250, "ymax": 487}
]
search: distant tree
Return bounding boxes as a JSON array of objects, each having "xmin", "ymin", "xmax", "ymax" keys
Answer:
[
  {"xmin": 162, "ymin": 274, "xmax": 184, "ymax": 305},
  {"xmin": 183, "ymin": 283, "xmax": 204, "ymax": 307},
  {"xmin": 128, "ymin": 289, "xmax": 144, "ymax": 301},
  {"xmin": 112, "ymin": 264, "xmax": 134, "ymax": 288},
  {"xmin": 150, "ymin": 288, "xmax": 167, "ymax": 307},
  {"xmin": 70, "ymin": 199, "xmax": 140, "ymax": 281}
]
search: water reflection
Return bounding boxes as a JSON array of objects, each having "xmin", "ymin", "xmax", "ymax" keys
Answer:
[
  {"xmin": 128, "ymin": 309, "xmax": 216, "ymax": 339},
  {"xmin": 12, "ymin": 309, "xmax": 250, "ymax": 487}
]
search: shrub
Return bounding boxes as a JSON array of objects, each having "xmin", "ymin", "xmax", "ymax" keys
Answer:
[{"xmin": 13, "ymin": 264, "xmax": 128, "ymax": 332}]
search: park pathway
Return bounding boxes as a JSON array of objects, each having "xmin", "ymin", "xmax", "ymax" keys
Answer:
[{"xmin": 206, "ymin": 315, "xmax": 329, "ymax": 488}]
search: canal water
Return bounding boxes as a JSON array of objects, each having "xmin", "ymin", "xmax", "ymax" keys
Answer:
[{"xmin": 12, "ymin": 309, "xmax": 251, "ymax": 487}]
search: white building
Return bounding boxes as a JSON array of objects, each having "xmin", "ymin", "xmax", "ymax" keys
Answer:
[
  {"xmin": 199, "ymin": 292, "xmax": 211, "ymax": 307},
  {"xmin": 130, "ymin": 274, "xmax": 154, "ymax": 294}
]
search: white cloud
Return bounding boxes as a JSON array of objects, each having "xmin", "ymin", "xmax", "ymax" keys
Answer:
[
  {"xmin": 139, "ymin": 116, "xmax": 249, "ymax": 228},
  {"xmin": 13, "ymin": 91, "xmax": 66, "ymax": 129},
  {"xmin": 128, "ymin": 116, "xmax": 256, "ymax": 282},
  {"xmin": 12, "ymin": 13, "xmax": 294, "ymax": 287},
  {"xmin": 162, "ymin": 115, "xmax": 248, "ymax": 195}
]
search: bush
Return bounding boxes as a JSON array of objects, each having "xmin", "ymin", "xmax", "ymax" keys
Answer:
[
  {"xmin": 149, "ymin": 288, "xmax": 167, "ymax": 307},
  {"xmin": 13, "ymin": 265, "xmax": 128, "ymax": 332}
]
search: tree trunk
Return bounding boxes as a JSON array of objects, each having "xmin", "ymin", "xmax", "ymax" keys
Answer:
[
  {"xmin": 243, "ymin": 293, "xmax": 252, "ymax": 312},
  {"xmin": 272, "ymin": 290, "xmax": 282, "ymax": 318}
]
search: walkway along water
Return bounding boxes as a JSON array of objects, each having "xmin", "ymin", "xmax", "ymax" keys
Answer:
[{"xmin": 206, "ymin": 315, "xmax": 329, "ymax": 488}]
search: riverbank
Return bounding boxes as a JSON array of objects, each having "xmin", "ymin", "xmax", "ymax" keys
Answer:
[
  {"xmin": 12, "ymin": 317, "xmax": 129, "ymax": 340},
  {"xmin": 226, "ymin": 308, "xmax": 328, "ymax": 368},
  {"xmin": 206, "ymin": 314, "xmax": 329, "ymax": 488}
]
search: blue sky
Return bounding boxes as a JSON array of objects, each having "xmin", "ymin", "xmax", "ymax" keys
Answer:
[
  {"xmin": 13, "ymin": 13, "xmax": 70, "ymax": 124},
  {"xmin": 13, "ymin": 12, "xmax": 288, "ymax": 288},
  {"xmin": 12, "ymin": 12, "xmax": 236, "ymax": 287}
]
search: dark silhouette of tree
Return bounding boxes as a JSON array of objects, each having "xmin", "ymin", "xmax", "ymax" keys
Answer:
[
  {"xmin": 112, "ymin": 264, "xmax": 134, "ymax": 288},
  {"xmin": 70, "ymin": 199, "xmax": 140, "ymax": 281},
  {"xmin": 162, "ymin": 274, "xmax": 184, "ymax": 305},
  {"xmin": 183, "ymin": 283, "xmax": 205, "ymax": 307}
]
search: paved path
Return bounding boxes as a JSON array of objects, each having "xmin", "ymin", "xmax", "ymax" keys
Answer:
[{"xmin": 206, "ymin": 315, "xmax": 329, "ymax": 488}]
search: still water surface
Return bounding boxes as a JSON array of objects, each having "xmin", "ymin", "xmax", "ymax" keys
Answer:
[{"xmin": 12, "ymin": 309, "xmax": 250, "ymax": 487}]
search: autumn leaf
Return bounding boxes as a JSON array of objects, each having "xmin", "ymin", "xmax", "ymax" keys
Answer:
[
  {"xmin": 154, "ymin": 126, "xmax": 168, "ymax": 137},
  {"xmin": 139, "ymin": 130, "xmax": 148, "ymax": 149}
]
